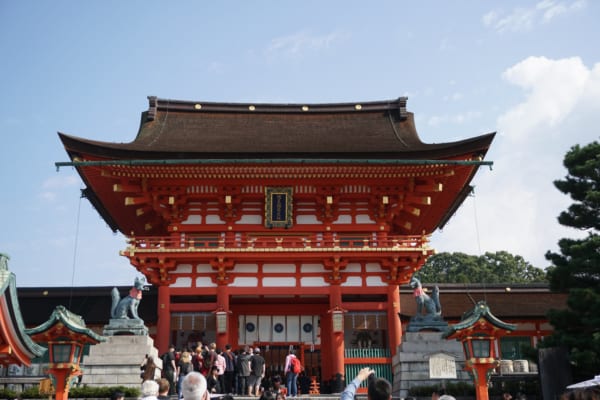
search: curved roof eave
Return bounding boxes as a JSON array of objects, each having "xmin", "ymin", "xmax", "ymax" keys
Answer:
[{"xmin": 58, "ymin": 131, "xmax": 496, "ymax": 162}]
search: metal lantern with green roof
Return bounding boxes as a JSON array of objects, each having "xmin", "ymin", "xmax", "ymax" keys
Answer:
[
  {"xmin": 444, "ymin": 301, "xmax": 517, "ymax": 400},
  {"xmin": 26, "ymin": 305, "xmax": 106, "ymax": 400}
]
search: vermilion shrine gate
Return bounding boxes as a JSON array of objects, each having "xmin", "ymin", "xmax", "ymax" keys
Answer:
[{"xmin": 57, "ymin": 96, "xmax": 494, "ymax": 385}]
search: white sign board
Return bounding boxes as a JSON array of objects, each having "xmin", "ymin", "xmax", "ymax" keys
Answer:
[{"xmin": 429, "ymin": 353, "xmax": 457, "ymax": 379}]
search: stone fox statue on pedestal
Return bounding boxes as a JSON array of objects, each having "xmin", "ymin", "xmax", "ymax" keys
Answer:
[
  {"xmin": 409, "ymin": 276, "xmax": 441, "ymax": 321},
  {"xmin": 111, "ymin": 277, "xmax": 146, "ymax": 321}
]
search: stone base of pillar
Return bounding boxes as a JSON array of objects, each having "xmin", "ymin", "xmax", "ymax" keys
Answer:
[
  {"xmin": 81, "ymin": 335, "xmax": 162, "ymax": 388},
  {"xmin": 392, "ymin": 332, "xmax": 470, "ymax": 399}
]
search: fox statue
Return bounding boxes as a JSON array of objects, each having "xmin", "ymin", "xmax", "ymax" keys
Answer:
[
  {"xmin": 409, "ymin": 276, "xmax": 441, "ymax": 321},
  {"xmin": 111, "ymin": 276, "xmax": 146, "ymax": 321}
]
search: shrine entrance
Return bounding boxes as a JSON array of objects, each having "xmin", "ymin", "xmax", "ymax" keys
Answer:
[{"xmin": 253, "ymin": 343, "xmax": 321, "ymax": 393}]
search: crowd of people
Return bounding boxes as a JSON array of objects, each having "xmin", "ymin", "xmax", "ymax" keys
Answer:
[
  {"xmin": 131, "ymin": 357, "xmax": 600, "ymax": 400},
  {"xmin": 139, "ymin": 343, "xmax": 302, "ymax": 399}
]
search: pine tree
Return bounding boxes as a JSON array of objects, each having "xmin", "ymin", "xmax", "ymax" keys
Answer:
[{"xmin": 543, "ymin": 141, "xmax": 600, "ymax": 379}]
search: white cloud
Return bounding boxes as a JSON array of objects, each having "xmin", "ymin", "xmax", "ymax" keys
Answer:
[
  {"xmin": 432, "ymin": 56, "xmax": 600, "ymax": 269},
  {"xmin": 266, "ymin": 30, "xmax": 346, "ymax": 58},
  {"xmin": 499, "ymin": 56, "xmax": 590, "ymax": 143},
  {"xmin": 538, "ymin": 0, "xmax": 586, "ymax": 23},
  {"xmin": 483, "ymin": 0, "xmax": 586, "ymax": 33}
]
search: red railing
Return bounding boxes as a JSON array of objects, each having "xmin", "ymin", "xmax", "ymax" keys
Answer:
[{"xmin": 127, "ymin": 233, "xmax": 429, "ymax": 252}]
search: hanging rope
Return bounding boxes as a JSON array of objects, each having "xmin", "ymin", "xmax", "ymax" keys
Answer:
[{"xmin": 68, "ymin": 187, "xmax": 84, "ymax": 309}]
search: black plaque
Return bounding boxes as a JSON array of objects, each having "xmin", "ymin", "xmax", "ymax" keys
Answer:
[{"xmin": 265, "ymin": 187, "xmax": 293, "ymax": 228}]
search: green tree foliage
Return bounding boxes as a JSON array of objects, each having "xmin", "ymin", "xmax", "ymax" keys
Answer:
[
  {"xmin": 418, "ymin": 251, "xmax": 546, "ymax": 283},
  {"xmin": 543, "ymin": 141, "xmax": 600, "ymax": 379}
]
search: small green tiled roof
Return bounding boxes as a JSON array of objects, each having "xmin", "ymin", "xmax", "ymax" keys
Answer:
[
  {"xmin": 443, "ymin": 301, "xmax": 517, "ymax": 338},
  {"xmin": 26, "ymin": 305, "xmax": 106, "ymax": 344}
]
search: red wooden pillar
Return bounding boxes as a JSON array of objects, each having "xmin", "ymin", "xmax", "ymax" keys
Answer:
[
  {"xmin": 388, "ymin": 284, "xmax": 402, "ymax": 355},
  {"xmin": 216, "ymin": 286, "xmax": 230, "ymax": 350},
  {"xmin": 157, "ymin": 285, "xmax": 171, "ymax": 353},
  {"xmin": 473, "ymin": 365, "xmax": 491, "ymax": 400},
  {"xmin": 329, "ymin": 285, "xmax": 344, "ymax": 379},
  {"xmin": 51, "ymin": 369, "xmax": 72, "ymax": 400}
]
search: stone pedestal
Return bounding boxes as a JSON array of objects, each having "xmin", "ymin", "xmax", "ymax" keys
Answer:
[
  {"xmin": 103, "ymin": 318, "xmax": 149, "ymax": 336},
  {"xmin": 392, "ymin": 332, "xmax": 470, "ymax": 399},
  {"xmin": 81, "ymin": 335, "xmax": 162, "ymax": 388}
]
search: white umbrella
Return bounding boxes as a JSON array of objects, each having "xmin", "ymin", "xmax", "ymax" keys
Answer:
[{"xmin": 567, "ymin": 375, "xmax": 600, "ymax": 389}]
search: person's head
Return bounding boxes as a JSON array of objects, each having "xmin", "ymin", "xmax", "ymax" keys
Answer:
[
  {"xmin": 141, "ymin": 379, "xmax": 159, "ymax": 398},
  {"xmin": 439, "ymin": 395, "xmax": 457, "ymax": 400},
  {"xmin": 211, "ymin": 365, "xmax": 219, "ymax": 376},
  {"xmin": 157, "ymin": 378, "xmax": 170, "ymax": 395},
  {"xmin": 111, "ymin": 391, "xmax": 125, "ymax": 400},
  {"xmin": 368, "ymin": 376, "xmax": 392, "ymax": 400},
  {"xmin": 210, "ymin": 342, "xmax": 217, "ymax": 350},
  {"xmin": 182, "ymin": 371, "xmax": 208, "ymax": 400},
  {"xmin": 255, "ymin": 347, "xmax": 261, "ymax": 354},
  {"xmin": 225, "ymin": 344, "xmax": 232, "ymax": 351}
]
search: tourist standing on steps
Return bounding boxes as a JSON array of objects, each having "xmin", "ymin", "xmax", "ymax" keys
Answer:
[
  {"xmin": 284, "ymin": 349, "xmax": 298, "ymax": 397},
  {"xmin": 223, "ymin": 344, "xmax": 236, "ymax": 394},
  {"xmin": 249, "ymin": 347, "xmax": 266, "ymax": 396},
  {"xmin": 178, "ymin": 351, "xmax": 194, "ymax": 398},
  {"xmin": 215, "ymin": 348, "xmax": 226, "ymax": 393},
  {"xmin": 205, "ymin": 343, "xmax": 218, "ymax": 376},
  {"xmin": 163, "ymin": 344, "xmax": 177, "ymax": 396},
  {"xmin": 237, "ymin": 346, "xmax": 252, "ymax": 395}
]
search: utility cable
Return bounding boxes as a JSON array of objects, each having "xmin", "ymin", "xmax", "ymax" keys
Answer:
[{"xmin": 68, "ymin": 186, "xmax": 84, "ymax": 310}]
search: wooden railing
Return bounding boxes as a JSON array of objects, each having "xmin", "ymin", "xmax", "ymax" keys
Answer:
[{"xmin": 126, "ymin": 233, "xmax": 429, "ymax": 252}]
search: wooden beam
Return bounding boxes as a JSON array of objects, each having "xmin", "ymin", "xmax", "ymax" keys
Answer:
[
  {"xmin": 125, "ymin": 196, "xmax": 150, "ymax": 206},
  {"xmin": 405, "ymin": 194, "xmax": 431, "ymax": 205},
  {"xmin": 113, "ymin": 183, "xmax": 142, "ymax": 193}
]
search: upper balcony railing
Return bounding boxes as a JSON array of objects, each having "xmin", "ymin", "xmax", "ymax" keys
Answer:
[{"xmin": 124, "ymin": 233, "xmax": 430, "ymax": 254}]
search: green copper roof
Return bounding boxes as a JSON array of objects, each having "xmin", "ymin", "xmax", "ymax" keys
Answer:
[
  {"xmin": 0, "ymin": 253, "xmax": 47, "ymax": 359},
  {"xmin": 26, "ymin": 305, "xmax": 106, "ymax": 343},
  {"xmin": 443, "ymin": 301, "xmax": 517, "ymax": 338}
]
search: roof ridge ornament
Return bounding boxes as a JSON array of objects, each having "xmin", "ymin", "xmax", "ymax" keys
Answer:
[
  {"xmin": 0, "ymin": 253, "xmax": 8, "ymax": 271},
  {"xmin": 147, "ymin": 96, "xmax": 157, "ymax": 121}
]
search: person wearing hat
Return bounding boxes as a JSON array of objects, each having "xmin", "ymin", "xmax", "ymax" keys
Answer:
[{"xmin": 249, "ymin": 347, "xmax": 266, "ymax": 396}]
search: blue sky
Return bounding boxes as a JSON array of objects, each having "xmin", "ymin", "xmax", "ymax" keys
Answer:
[{"xmin": 1, "ymin": 0, "xmax": 598, "ymax": 287}]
